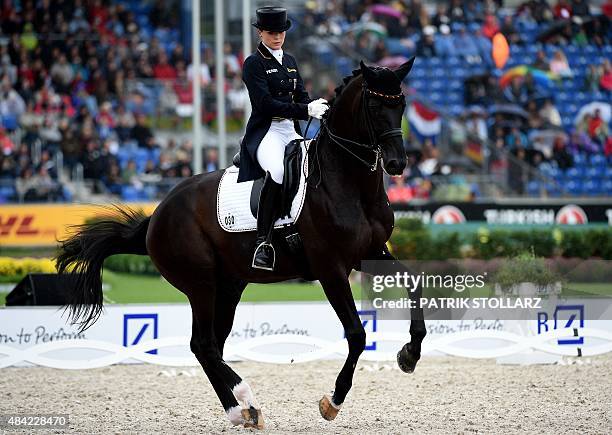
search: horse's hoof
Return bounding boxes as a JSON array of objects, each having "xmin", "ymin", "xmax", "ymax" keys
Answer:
[
  {"xmin": 319, "ymin": 394, "xmax": 341, "ymax": 421},
  {"xmin": 241, "ymin": 407, "xmax": 264, "ymax": 429},
  {"xmin": 397, "ymin": 343, "xmax": 420, "ymax": 374}
]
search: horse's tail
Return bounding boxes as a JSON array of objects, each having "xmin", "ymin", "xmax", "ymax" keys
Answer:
[{"xmin": 55, "ymin": 205, "xmax": 150, "ymax": 331}]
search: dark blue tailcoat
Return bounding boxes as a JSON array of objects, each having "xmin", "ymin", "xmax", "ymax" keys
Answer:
[{"xmin": 238, "ymin": 42, "xmax": 311, "ymax": 182}]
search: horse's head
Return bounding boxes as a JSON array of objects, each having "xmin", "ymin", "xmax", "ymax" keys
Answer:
[{"xmin": 359, "ymin": 58, "xmax": 414, "ymax": 176}]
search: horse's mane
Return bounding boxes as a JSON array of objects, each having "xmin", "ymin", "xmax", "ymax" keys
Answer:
[
  {"xmin": 306, "ymin": 68, "xmax": 364, "ymax": 186},
  {"xmin": 328, "ymin": 68, "xmax": 363, "ymax": 108}
]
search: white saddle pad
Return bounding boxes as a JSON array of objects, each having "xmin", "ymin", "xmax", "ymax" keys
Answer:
[{"xmin": 217, "ymin": 141, "xmax": 309, "ymax": 232}]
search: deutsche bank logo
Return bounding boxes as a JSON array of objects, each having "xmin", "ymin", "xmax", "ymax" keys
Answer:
[
  {"xmin": 123, "ymin": 313, "xmax": 159, "ymax": 354},
  {"xmin": 537, "ymin": 305, "xmax": 584, "ymax": 346},
  {"xmin": 357, "ymin": 310, "xmax": 377, "ymax": 351}
]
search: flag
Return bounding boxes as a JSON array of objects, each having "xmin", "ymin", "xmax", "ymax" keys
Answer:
[{"xmin": 408, "ymin": 101, "xmax": 441, "ymax": 143}]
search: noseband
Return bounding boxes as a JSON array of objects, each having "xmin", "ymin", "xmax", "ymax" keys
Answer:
[{"xmin": 321, "ymin": 82, "xmax": 405, "ymax": 171}]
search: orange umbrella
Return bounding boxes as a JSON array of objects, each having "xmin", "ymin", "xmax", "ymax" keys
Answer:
[{"xmin": 491, "ymin": 33, "xmax": 509, "ymax": 69}]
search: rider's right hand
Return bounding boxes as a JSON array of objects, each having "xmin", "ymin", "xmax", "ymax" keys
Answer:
[{"xmin": 308, "ymin": 98, "xmax": 329, "ymax": 119}]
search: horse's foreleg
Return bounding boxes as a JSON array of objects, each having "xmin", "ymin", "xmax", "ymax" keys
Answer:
[
  {"xmin": 378, "ymin": 247, "xmax": 427, "ymax": 373},
  {"xmin": 213, "ymin": 277, "xmax": 263, "ymax": 429},
  {"xmin": 319, "ymin": 275, "xmax": 366, "ymax": 421},
  {"xmin": 357, "ymin": 248, "xmax": 426, "ymax": 373}
]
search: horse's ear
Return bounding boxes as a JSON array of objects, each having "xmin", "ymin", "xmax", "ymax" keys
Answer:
[
  {"xmin": 360, "ymin": 60, "xmax": 377, "ymax": 84},
  {"xmin": 394, "ymin": 56, "xmax": 415, "ymax": 81}
]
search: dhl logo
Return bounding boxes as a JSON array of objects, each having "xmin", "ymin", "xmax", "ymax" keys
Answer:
[{"xmin": 0, "ymin": 215, "xmax": 55, "ymax": 237}]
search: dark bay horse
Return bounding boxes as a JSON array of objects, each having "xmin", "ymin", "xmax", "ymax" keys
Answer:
[{"xmin": 56, "ymin": 58, "xmax": 426, "ymax": 428}]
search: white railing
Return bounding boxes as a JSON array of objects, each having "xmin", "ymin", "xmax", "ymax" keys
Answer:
[{"xmin": 1, "ymin": 328, "xmax": 609, "ymax": 370}]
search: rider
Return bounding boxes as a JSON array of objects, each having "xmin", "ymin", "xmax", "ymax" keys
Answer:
[{"xmin": 239, "ymin": 6, "xmax": 329, "ymax": 271}]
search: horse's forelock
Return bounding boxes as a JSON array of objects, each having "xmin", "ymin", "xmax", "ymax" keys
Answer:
[{"xmin": 366, "ymin": 67, "xmax": 402, "ymax": 95}]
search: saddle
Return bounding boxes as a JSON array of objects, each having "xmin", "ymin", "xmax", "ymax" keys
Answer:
[
  {"xmin": 233, "ymin": 139, "xmax": 303, "ymax": 220},
  {"xmin": 222, "ymin": 139, "xmax": 307, "ymax": 257},
  {"xmin": 232, "ymin": 139, "xmax": 303, "ymax": 257}
]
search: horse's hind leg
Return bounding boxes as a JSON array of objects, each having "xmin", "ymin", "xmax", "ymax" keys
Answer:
[
  {"xmin": 213, "ymin": 277, "xmax": 264, "ymax": 428},
  {"xmin": 188, "ymin": 274, "xmax": 263, "ymax": 429}
]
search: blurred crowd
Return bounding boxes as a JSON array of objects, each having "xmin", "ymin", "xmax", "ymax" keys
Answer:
[
  {"xmin": 0, "ymin": 0, "xmax": 610, "ymax": 203},
  {"xmin": 0, "ymin": 0, "xmax": 239, "ymax": 202},
  {"xmin": 302, "ymin": 0, "xmax": 610, "ymax": 200}
]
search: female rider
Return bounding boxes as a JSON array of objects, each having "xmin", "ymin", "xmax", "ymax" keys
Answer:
[{"xmin": 239, "ymin": 6, "xmax": 328, "ymax": 271}]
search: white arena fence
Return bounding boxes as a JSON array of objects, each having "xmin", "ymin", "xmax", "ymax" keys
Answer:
[{"xmin": 0, "ymin": 303, "xmax": 610, "ymax": 369}]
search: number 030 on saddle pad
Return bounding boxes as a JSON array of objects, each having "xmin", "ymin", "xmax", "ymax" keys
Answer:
[{"xmin": 217, "ymin": 141, "xmax": 309, "ymax": 232}]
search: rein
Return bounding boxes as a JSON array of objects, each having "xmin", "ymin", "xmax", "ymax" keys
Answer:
[
  {"xmin": 305, "ymin": 80, "xmax": 405, "ymax": 189},
  {"xmin": 321, "ymin": 83, "xmax": 404, "ymax": 172}
]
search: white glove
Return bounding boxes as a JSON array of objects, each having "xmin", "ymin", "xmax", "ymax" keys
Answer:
[{"xmin": 307, "ymin": 98, "xmax": 329, "ymax": 119}]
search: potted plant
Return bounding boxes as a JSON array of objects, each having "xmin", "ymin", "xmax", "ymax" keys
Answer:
[{"xmin": 493, "ymin": 250, "xmax": 563, "ymax": 296}]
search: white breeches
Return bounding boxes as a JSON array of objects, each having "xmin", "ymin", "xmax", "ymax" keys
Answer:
[{"xmin": 256, "ymin": 119, "xmax": 302, "ymax": 184}]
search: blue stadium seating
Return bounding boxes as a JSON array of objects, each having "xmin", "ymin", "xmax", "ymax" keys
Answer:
[{"xmin": 527, "ymin": 180, "xmax": 541, "ymax": 196}]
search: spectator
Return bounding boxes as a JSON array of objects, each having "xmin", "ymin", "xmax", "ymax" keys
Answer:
[
  {"xmin": 223, "ymin": 42, "xmax": 241, "ymax": 75},
  {"xmin": 50, "ymin": 54, "xmax": 74, "ymax": 93},
  {"xmin": 506, "ymin": 127, "xmax": 529, "ymax": 149},
  {"xmin": 481, "ymin": 14, "xmax": 500, "ymax": 39},
  {"xmin": 0, "ymin": 55, "xmax": 17, "ymax": 86},
  {"xmin": 584, "ymin": 64, "xmax": 603, "ymax": 91},
  {"xmin": 122, "ymin": 159, "xmax": 143, "ymax": 189},
  {"xmin": 102, "ymin": 162, "xmax": 122, "ymax": 195},
  {"xmin": 568, "ymin": 129, "xmax": 600, "ymax": 154},
  {"xmin": 0, "ymin": 126, "xmax": 15, "ymax": 155},
  {"xmin": 204, "ymin": 148, "xmax": 219, "ymax": 173},
  {"xmin": 416, "ymin": 26, "xmax": 437, "ymax": 57},
  {"xmin": 539, "ymin": 99, "xmax": 562, "ymax": 127},
  {"xmin": 18, "ymin": 166, "xmax": 62, "ymax": 202},
  {"xmin": 419, "ymin": 142, "xmax": 439, "ymax": 176},
  {"xmin": 465, "ymin": 108, "xmax": 488, "ymax": 141},
  {"xmin": 187, "ymin": 57, "xmax": 211, "ymax": 88},
  {"xmin": 404, "ymin": 154, "xmax": 424, "ymax": 180},
  {"xmin": 158, "ymin": 82, "xmax": 179, "ymax": 117},
  {"xmin": 532, "ymin": 50, "xmax": 550, "ymax": 71},
  {"xmin": 0, "ymin": 77, "xmax": 26, "ymax": 127},
  {"xmin": 387, "ymin": 176, "xmax": 414, "ymax": 203},
  {"xmin": 549, "ymin": 50, "xmax": 573, "ymax": 78},
  {"xmin": 571, "ymin": 0, "xmax": 590, "ymax": 17},
  {"xmin": 531, "ymin": 152, "xmax": 554, "ymax": 175},
  {"xmin": 600, "ymin": 60, "xmax": 612, "ymax": 92},
  {"xmin": 179, "ymin": 164, "xmax": 192, "ymax": 178},
  {"xmin": 153, "ymin": 51, "xmax": 177, "ymax": 81},
  {"xmin": 503, "ymin": 76, "xmax": 528, "ymax": 104},
  {"xmin": 527, "ymin": 100, "xmax": 545, "ymax": 129},
  {"xmin": 588, "ymin": 109, "xmax": 609, "ymax": 143},
  {"xmin": 553, "ymin": 136, "xmax": 574, "ymax": 169},
  {"xmin": 159, "ymin": 153, "xmax": 176, "ymax": 178},
  {"xmin": 553, "ymin": 0, "xmax": 573, "ymax": 19},
  {"xmin": 508, "ymin": 147, "xmax": 527, "ymax": 194},
  {"xmin": 432, "ymin": 4, "xmax": 451, "ymax": 28},
  {"xmin": 500, "ymin": 15, "xmax": 521, "ymax": 45},
  {"xmin": 130, "ymin": 114, "xmax": 155, "ymax": 149},
  {"xmin": 20, "ymin": 23, "xmax": 38, "ymax": 51},
  {"xmin": 605, "ymin": 137, "xmax": 612, "ymax": 158}
]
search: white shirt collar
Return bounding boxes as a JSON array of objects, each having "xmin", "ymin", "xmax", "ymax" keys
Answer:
[{"xmin": 262, "ymin": 42, "xmax": 283, "ymax": 64}]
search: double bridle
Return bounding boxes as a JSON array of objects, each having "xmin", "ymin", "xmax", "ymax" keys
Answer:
[{"xmin": 321, "ymin": 81, "xmax": 405, "ymax": 171}]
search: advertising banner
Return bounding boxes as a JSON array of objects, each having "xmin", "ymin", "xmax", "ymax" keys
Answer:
[
  {"xmin": 0, "ymin": 203, "xmax": 157, "ymax": 246},
  {"xmin": 393, "ymin": 202, "xmax": 612, "ymax": 225},
  {"xmin": 1, "ymin": 302, "xmax": 610, "ymax": 369}
]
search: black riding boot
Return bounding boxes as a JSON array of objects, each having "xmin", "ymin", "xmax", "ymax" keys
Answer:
[{"xmin": 252, "ymin": 173, "xmax": 282, "ymax": 271}]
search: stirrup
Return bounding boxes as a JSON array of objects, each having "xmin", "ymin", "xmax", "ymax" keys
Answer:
[{"xmin": 252, "ymin": 240, "xmax": 276, "ymax": 271}]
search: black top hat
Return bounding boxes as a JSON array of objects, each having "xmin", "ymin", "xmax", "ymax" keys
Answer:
[{"xmin": 252, "ymin": 6, "xmax": 291, "ymax": 32}]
